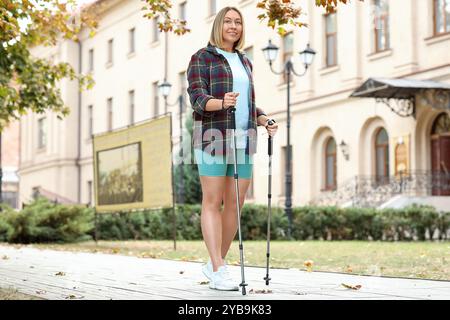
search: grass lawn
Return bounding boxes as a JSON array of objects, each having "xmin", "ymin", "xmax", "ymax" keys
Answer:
[
  {"xmin": 0, "ymin": 287, "xmax": 44, "ymax": 300},
  {"xmin": 6, "ymin": 240, "xmax": 449, "ymax": 281}
]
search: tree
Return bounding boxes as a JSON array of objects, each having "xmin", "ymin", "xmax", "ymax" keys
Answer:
[
  {"xmin": 0, "ymin": 0, "xmax": 358, "ymax": 130},
  {"xmin": 0, "ymin": 0, "xmax": 98, "ymax": 130},
  {"xmin": 141, "ymin": 0, "xmax": 360, "ymax": 36}
]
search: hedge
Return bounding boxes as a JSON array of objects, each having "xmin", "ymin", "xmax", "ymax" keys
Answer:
[{"xmin": 0, "ymin": 198, "xmax": 448, "ymax": 243}]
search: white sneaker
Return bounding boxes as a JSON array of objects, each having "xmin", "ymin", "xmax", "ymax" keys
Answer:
[
  {"xmin": 202, "ymin": 260, "xmax": 227, "ymax": 280},
  {"xmin": 202, "ymin": 260, "xmax": 213, "ymax": 280},
  {"xmin": 209, "ymin": 266, "xmax": 239, "ymax": 291}
]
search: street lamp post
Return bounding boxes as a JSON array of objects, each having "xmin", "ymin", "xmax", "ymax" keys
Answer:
[
  {"xmin": 262, "ymin": 40, "xmax": 316, "ymax": 239},
  {"xmin": 158, "ymin": 80, "xmax": 185, "ymax": 204}
]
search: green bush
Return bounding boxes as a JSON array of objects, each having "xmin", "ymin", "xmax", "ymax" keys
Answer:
[
  {"xmin": 0, "ymin": 204, "xmax": 15, "ymax": 242},
  {"xmin": 5, "ymin": 197, "xmax": 94, "ymax": 243},
  {"xmin": 0, "ymin": 198, "xmax": 448, "ymax": 243}
]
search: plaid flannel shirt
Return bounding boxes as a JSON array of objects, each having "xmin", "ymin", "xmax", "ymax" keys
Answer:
[{"xmin": 187, "ymin": 43, "xmax": 267, "ymax": 156}]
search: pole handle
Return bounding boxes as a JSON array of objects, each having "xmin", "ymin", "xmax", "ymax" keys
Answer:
[
  {"xmin": 267, "ymin": 119, "xmax": 275, "ymax": 156},
  {"xmin": 228, "ymin": 107, "xmax": 236, "ymax": 129}
]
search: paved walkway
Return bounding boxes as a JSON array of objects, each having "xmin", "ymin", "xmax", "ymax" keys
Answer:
[{"xmin": 1, "ymin": 245, "xmax": 449, "ymax": 300}]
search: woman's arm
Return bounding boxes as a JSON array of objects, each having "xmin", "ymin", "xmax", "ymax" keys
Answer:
[
  {"xmin": 186, "ymin": 53, "xmax": 215, "ymax": 117},
  {"xmin": 204, "ymin": 99, "xmax": 223, "ymax": 112}
]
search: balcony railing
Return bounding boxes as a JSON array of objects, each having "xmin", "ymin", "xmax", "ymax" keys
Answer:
[{"xmin": 310, "ymin": 170, "xmax": 450, "ymax": 208}]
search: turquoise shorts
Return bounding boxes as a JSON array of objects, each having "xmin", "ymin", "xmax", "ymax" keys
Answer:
[{"xmin": 194, "ymin": 149, "xmax": 253, "ymax": 179}]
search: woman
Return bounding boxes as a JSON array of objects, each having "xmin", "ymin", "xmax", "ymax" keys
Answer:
[{"xmin": 186, "ymin": 6, "xmax": 278, "ymax": 291}]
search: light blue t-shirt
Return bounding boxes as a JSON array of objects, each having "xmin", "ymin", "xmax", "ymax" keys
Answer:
[{"xmin": 216, "ymin": 47, "xmax": 250, "ymax": 149}]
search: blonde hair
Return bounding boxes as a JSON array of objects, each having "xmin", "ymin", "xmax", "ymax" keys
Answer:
[{"xmin": 209, "ymin": 7, "xmax": 245, "ymax": 51}]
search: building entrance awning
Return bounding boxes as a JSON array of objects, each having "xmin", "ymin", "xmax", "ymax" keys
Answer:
[{"xmin": 350, "ymin": 78, "xmax": 450, "ymax": 118}]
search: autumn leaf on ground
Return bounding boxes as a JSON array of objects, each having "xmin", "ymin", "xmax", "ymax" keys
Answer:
[
  {"xmin": 140, "ymin": 252, "xmax": 156, "ymax": 258},
  {"xmin": 198, "ymin": 281, "xmax": 209, "ymax": 285},
  {"xmin": 249, "ymin": 289, "xmax": 273, "ymax": 294},
  {"xmin": 341, "ymin": 283, "xmax": 362, "ymax": 290},
  {"xmin": 65, "ymin": 294, "xmax": 84, "ymax": 299},
  {"xmin": 2, "ymin": 255, "xmax": 9, "ymax": 260},
  {"xmin": 111, "ymin": 248, "xmax": 120, "ymax": 254},
  {"xmin": 55, "ymin": 271, "xmax": 66, "ymax": 276},
  {"xmin": 36, "ymin": 290, "xmax": 46, "ymax": 295},
  {"xmin": 304, "ymin": 260, "xmax": 314, "ymax": 272},
  {"xmin": 346, "ymin": 265, "xmax": 353, "ymax": 273},
  {"xmin": 179, "ymin": 270, "xmax": 185, "ymax": 274}
]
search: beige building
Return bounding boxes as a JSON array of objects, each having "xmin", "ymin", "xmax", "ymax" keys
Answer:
[{"xmin": 19, "ymin": 0, "xmax": 450, "ymax": 210}]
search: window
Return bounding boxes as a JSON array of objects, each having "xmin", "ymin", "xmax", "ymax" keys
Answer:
[
  {"xmin": 3, "ymin": 191, "xmax": 18, "ymax": 209},
  {"xmin": 107, "ymin": 39, "xmax": 114, "ymax": 64},
  {"xmin": 375, "ymin": 128, "xmax": 389, "ymax": 185},
  {"xmin": 209, "ymin": 0, "xmax": 217, "ymax": 16},
  {"xmin": 88, "ymin": 48, "xmax": 94, "ymax": 72},
  {"xmin": 153, "ymin": 82, "xmax": 159, "ymax": 116},
  {"xmin": 246, "ymin": 176, "xmax": 254, "ymax": 199},
  {"xmin": 37, "ymin": 117, "xmax": 47, "ymax": 149},
  {"xmin": 280, "ymin": 146, "xmax": 293, "ymax": 196},
  {"xmin": 325, "ymin": 13, "xmax": 337, "ymax": 67},
  {"xmin": 373, "ymin": 0, "xmax": 390, "ymax": 52},
  {"xmin": 107, "ymin": 98, "xmax": 113, "ymax": 131},
  {"xmin": 153, "ymin": 17, "xmax": 160, "ymax": 42},
  {"xmin": 179, "ymin": 1, "xmax": 187, "ymax": 20},
  {"xmin": 129, "ymin": 90, "xmax": 135, "ymax": 125},
  {"xmin": 434, "ymin": 0, "xmax": 450, "ymax": 35},
  {"xmin": 244, "ymin": 46, "xmax": 254, "ymax": 63},
  {"xmin": 325, "ymin": 138, "xmax": 337, "ymax": 190},
  {"xmin": 88, "ymin": 105, "xmax": 93, "ymax": 138},
  {"xmin": 129, "ymin": 28, "xmax": 135, "ymax": 54},
  {"xmin": 87, "ymin": 181, "xmax": 93, "ymax": 206},
  {"xmin": 179, "ymin": 71, "xmax": 188, "ymax": 112},
  {"xmin": 282, "ymin": 33, "xmax": 294, "ymax": 83}
]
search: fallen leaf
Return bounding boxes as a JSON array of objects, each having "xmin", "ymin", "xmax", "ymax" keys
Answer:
[
  {"xmin": 30, "ymin": 266, "xmax": 35, "ymax": 269},
  {"xmin": 249, "ymin": 289, "xmax": 273, "ymax": 294},
  {"xmin": 65, "ymin": 294, "xmax": 82, "ymax": 300},
  {"xmin": 304, "ymin": 260, "xmax": 314, "ymax": 272},
  {"xmin": 36, "ymin": 290, "xmax": 46, "ymax": 295},
  {"xmin": 111, "ymin": 248, "xmax": 120, "ymax": 254},
  {"xmin": 179, "ymin": 270, "xmax": 185, "ymax": 274},
  {"xmin": 198, "ymin": 281, "xmax": 209, "ymax": 285},
  {"xmin": 346, "ymin": 265, "xmax": 353, "ymax": 273},
  {"xmin": 341, "ymin": 283, "xmax": 362, "ymax": 290},
  {"xmin": 2, "ymin": 255, "xmax": 9, "ymax": 260},
  {"xmin": 55, "ymin": 271, "xmax": 66, "ymax": 276}
]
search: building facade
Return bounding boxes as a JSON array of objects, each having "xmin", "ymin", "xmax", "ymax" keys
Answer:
[{"xmin": 19, "ymin": 0, "xmax": 450, "ymax": 209}]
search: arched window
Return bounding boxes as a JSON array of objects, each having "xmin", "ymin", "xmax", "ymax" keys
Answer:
[
  {"xmin": 325, "ymin": 138, "xmax": 337, "ymax": 190},
  {"xmin": 431, "ymin": 112, "xmax": 450, "ymax": 136},
  {"xmin": 375, "ymin": 128, "xmax": 389, "ymax": 184},
  {"xmin": 430, "ymin": 113, "xmax": 450, "ymax": 196}
]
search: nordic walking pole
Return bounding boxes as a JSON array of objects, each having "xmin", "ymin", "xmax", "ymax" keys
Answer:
[
  {"xmin": 264, "ymin": 119, "xmax": 275, "ymax": 286},
  {"xmin": 229, "ymin": 107, "xmax": 248, "ymax": 295}
]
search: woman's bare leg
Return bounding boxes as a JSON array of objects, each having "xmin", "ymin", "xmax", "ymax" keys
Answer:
[
  {"xmin": 199, "ymin": 176, "xmax": 226, "ymax": 272},
  {"xmin": 221, "ymin": 177, "xmax": 251, "ymax": 260}
]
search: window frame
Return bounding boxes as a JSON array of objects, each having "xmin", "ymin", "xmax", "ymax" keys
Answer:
[
  {"xmin": 373, "ymin": 0, "xmax": 390, "ymax": 52},
  {"xmin": 324, "ymin": 13, "xmax": 338, "ymax": 67},
  {"xmin": 433, "ymin": 0, "xmax": 450, "ymax": 35},
  {"xmin": 374, "ymin": 128, "xmax": 390, "ymax": 184},
  {"xmin": 324, "ymin": 138, "xmax": 337, "ymax": 191}
]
